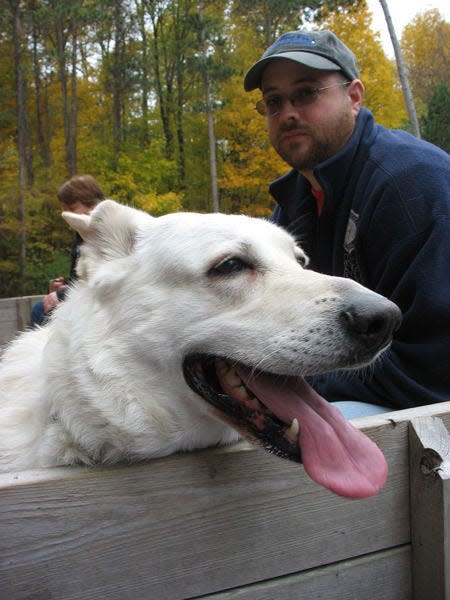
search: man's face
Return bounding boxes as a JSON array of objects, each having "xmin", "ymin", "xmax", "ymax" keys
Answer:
[{"xmin": 260, "ymin": 59, "xmax": 363, "ymax": 174}]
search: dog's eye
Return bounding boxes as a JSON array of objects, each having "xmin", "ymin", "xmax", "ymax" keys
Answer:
[{"xmin": 209, "ymin": 256, "xmax": 251, "ymax": 276}]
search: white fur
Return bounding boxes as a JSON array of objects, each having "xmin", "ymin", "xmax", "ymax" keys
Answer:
[{"xmin": 0, "ymin": 200, "xmax": 394, "ymax": 471}]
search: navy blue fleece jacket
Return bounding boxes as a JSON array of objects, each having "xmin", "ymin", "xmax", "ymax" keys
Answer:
[{"xmin": 270, "ymin": 108, "xmax": 450, "ymax": 409}]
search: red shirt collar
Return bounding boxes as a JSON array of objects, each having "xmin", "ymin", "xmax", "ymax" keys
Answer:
[{"xmin": 311, "ymin": 188, "xmax": 325, "ymax": 216}]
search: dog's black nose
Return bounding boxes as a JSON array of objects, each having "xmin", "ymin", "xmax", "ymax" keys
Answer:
[{"xmin": 341, "ymin": 294, "xmax": 402, "ymax": 350}]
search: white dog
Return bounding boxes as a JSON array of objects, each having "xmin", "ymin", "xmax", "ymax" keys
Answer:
[{"xmin": 0, "ymin": 200, "xmax": 401, "ymax": 498}]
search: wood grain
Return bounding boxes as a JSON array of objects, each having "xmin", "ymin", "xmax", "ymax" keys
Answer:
[
  {"xmin": 0, "ymin": 295, "xmax": 41, "ymax": 349},
  {"xmin": 0, "ymin": 401, "xmax": 448, "ymax": 599},
  {"xmin": 409, "ymin": 416, "xmax": 450, "ymax": 600}
]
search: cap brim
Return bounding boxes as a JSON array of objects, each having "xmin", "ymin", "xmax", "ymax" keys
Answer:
[{"xmin": 244, "ymin": 51, "xmax": 341, "ymax": 91}]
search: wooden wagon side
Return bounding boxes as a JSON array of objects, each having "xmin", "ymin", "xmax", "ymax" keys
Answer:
[
  {"xmin": 1, "ymin": 402, "xmax": 448, "ymax": 600},
  {"xmin": 0, "ymin": 295, "xmax": 42, "ymax": 350}
]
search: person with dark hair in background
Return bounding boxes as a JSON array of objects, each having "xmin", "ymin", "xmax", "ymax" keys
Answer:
[
  {"xmin": 30, "ymin": 175, "xmax": 105, "ymax": 327},
  {"xmin": 244, "ymin": 30, "xmax": 450, "ymax": 418}
]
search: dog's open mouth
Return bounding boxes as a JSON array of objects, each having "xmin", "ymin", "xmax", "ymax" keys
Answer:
[{"xmin": 183, "ymin": 354, "xmax": 388, "ymax": 499}]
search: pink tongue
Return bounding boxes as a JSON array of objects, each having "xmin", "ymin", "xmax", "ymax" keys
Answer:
[{"xmin": 237, "ymin": 368, "xmax": 388, "ymax": 499}]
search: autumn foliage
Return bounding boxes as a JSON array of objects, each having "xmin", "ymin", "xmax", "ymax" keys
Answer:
[{"xmin": 0, "ymin": 0, "xmax": 448, "ymax": 297}]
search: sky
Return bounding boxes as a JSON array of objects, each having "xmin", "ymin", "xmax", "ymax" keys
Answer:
[{"xmin": 366, "ymin": 0, "xmax": 450, "ymax": 56}]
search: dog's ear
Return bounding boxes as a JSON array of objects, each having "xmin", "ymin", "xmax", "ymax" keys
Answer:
[
  {"xmin": 62, "ymin": 199, "xmax": 152, "ymax": 261},
  {"xmin": 61, "ymin": 211, "xmax": 91, "ymax": 237}
]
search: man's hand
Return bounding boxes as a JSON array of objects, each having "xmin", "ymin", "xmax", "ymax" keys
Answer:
[
  {"xmin": 49, "ymin": 277, "xmax": 65, "ymax": 292},
  {"xmin": 43, "ymin": 291, "xmax": 59, "ymax": 314}
]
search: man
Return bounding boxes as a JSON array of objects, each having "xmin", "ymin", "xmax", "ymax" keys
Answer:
[
  {"xmin": 30, "ymin": 175, "xmax": 105, "ymax": 327},
  {"xmin": 244, "ymin": 30, "xmax": 450, "ymax": 415}
]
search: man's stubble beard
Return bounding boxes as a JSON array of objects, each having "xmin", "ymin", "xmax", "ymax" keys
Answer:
[
  {"xmin": 282, "ymin": 138, "xmax": 332, "ymax": 172},
  {"xmin": 274, "ymin": 110, "xmax": 356, "ymax": 172}
]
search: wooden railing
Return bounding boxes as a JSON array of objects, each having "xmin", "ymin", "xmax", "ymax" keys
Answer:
[
  {"xmin": 0, "ymin": 403, "xmax": 448, "ymax": 599},
  {"xmin": 0, "ymin": 295, "xmax": 42, "ymax": 349}
]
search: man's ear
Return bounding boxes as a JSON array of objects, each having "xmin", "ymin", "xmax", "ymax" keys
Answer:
[{"xmin": 348, "ymin": 79, "xmax": 365, "ymax": 116}]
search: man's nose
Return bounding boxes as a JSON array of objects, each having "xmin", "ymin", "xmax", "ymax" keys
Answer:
[{"xmin": 277, "ymin": 96, "xmax": 299, "ymax": 118}]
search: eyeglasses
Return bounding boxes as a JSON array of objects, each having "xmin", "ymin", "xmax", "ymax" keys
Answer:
[{"xmin": 255, "ymin": 81, "xmax": 351, "ymax": 117}]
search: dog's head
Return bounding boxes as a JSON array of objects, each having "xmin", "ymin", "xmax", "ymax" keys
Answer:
[{"xmin": 63, "ymin": 200, "xmax": 402, "ymax": 499}]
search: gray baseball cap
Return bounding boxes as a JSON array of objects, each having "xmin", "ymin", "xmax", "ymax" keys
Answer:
[{"xmin": 244, "ymin": 30, "xmax": 359, "ymax": 91}]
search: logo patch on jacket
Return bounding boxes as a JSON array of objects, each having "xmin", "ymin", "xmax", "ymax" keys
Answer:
[{"xmin": 343, "ymin": 210, "xmax": 363, "ymax": 283}]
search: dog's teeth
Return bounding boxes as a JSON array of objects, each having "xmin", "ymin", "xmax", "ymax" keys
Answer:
[
  {"xmin": 216, "ymin": 359, "xmax": 242, "ymax": 387},
  {"xmin": 250, "ymin": 397, "xmax": 262, "ymax": 408},
  {"xmin": 225, "ymin": 369, "xmax": 242, "ymax": 387},
  {"xmin": 234, "ymin": 385, "xmax": 249, "ymax": 401},
  {"xmin": 215, "ymin": 359, "xmax": 261, "ymax": 407},
  {"xmin": 215, "ymin": 359, "xmax": 228, "ymax": 376},
  {"xmin": 285, "ymin": 418, "xmax": 299, "ymax": 442}
]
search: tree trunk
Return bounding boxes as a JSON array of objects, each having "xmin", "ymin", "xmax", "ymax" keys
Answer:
[
  {"xmin": 11, "ymin": 0, "xmax": 33, "ymax": 293},
  {"xmin": 54, "ymin": 5, "xmax": 73, "ymax": 176},
  {"xmin": 112, "ymin": 0, "xmax": 124, "ymax": 167},
  {"xmin": 173, "ymin": 0, "xmax": 188, "ymax": 188},
  {"xmin": 30, "ymin": 2, "xmax": 51, "ymax": 168},
  {"xmin": 149, "ymin": 8, "xmax": 174, "ymax": 160},
  {"xmin": 199, "ymin": 2, "xmax": 219, "ymax": 212},
  {"xmin": 69, "ymin": 11, "xmax": 78, "ymax": 176},
  {"xmin": 136, "ymin": 0, "xmax": 151, "ymax": 146},
  {"xmin": 175, "ymin": 62, "xmax": 186, "ymax": 189},
  {"xmin": 379, "ymin": 0, "xmax": 421, "ymax": 138}
]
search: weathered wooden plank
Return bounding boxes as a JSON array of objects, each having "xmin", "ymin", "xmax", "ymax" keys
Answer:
[
  {"xmin": 0, "ymin": 296, "xmax": 38, "ymax": 324},
  {"xmin": 0, "ymin": 424, "xmax": 410, "ymax": 599},
  {"xmin": 16, "ymin": 296, "xmax": 35, "ymax": 330},
  {"xmin": 352, "ymin": 400, "xmax": 450, "ymax": 430},
  {"xmin": 203, "ymin": 546, "xmax": 412, "ymax": 600},
  {"xmin": 0, "ymin": 299, "xmax": 20, "ymax": 349},
  {"xmin": 0, "ymin": 303, "xmax": 17, "ymax": 322},
  {"xmin": 409, "ymin": 416, "xmax": 450, "ymax": 600},
  {"xmin": 0, "ymin": 404, "xmax": 448, "ymax": 599},
  {"xmin": 0, "ymin": 295, "xmax": 41, "ymax": 348}
]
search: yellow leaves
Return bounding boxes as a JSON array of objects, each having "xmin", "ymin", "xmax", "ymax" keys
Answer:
[
  {"xmin": 401, "ymin": 9, "xmax": 450, "ymax": 112},
  {"xmin": 320, "ymin": 1, "xmax": 407, "ymax": 129},
  {"xmin": 134, "ymin": 190, "xmax": 184, "ymax": 216},
  {"xmin": 214, "ymin": 73, "xmax": 286, "ymax": 215}
]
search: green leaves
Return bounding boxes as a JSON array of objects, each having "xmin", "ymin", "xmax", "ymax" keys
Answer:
[{"xmin": 422, "ymin": 82, "xmax": 450, "ymax": 152}]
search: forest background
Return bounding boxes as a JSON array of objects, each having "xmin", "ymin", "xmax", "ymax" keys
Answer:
[{"xmin": 1, "ymin": 0, "xmax": 449, "ymax": 297}]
